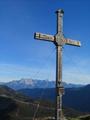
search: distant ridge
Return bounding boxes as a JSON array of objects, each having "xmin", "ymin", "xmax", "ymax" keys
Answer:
[
  {"xmin": 18, "ymin": 84, "xmax": 90, "ymax": 112},
  {"xmin": 4, "ymin": 78, "xmax": 84, "ymax": 90}
]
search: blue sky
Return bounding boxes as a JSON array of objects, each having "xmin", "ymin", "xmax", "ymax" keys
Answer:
[{"xmin": 0, "ymin": 0, "xmax": 90, "ymax": 84}]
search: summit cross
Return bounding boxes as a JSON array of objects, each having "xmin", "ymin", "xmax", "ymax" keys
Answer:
[{"xmin": 34, "ymin": 9, "xmax": 81, "ymax": 120}]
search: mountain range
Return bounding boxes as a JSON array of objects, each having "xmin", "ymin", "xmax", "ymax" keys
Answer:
[{"xmin": 2, "ymin": 78, "xmax": 84, "ymax": 90}]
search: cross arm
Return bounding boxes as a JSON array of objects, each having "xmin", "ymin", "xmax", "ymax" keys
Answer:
[
  {"xmin": 34, "ymin": 32, "xmax": 55, "ymax": 42},
  {"xmin": 63, "ymin": 38, "xmax": 81, "ymax": 47}
]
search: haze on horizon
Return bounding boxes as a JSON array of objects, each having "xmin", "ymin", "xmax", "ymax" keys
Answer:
[{"xmin": 0, "ymin": 0, "xmax": 90, "ymax": 84}]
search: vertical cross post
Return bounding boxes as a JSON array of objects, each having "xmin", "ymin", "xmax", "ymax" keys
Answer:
[
  {"xmin": 56, "ymin": 45, "xmax": 63, "ymax": 120},
  {"xmin": 34, "ymin": 9, "xmax": 81, "ymax": 120},
  {"xmin": 55, "ymin": 9, "xmax": 64, "ymax": 120}
]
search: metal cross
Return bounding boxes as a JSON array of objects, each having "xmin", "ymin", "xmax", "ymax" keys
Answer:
[{"xmin": 34, "ymin": 9, "xmax": 81, "ymax": 120}]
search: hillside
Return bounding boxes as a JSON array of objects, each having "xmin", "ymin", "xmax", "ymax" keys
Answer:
[
  {"xmin": 69, "ymin": 115, "xmax": 90, "ymax": 120},
  {"xmin": 63, "ymin": 85, "xmax": 90, "ymax": 112},
  {"xmin": 0, "ymin": 85, "xmax": 33, "ymax": 102},
  {"xmin": 0, "ymin": 85, "xmax": 55, "ymax": 120},
  {"xmin": 0, "ymin": 85, "xmax": 85, "ymax": 120}
]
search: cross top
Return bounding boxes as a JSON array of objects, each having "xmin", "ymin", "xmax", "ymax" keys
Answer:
[
  {"xmin": 56, "ymin": 9, "xmax": 64, "ymax": 34},
  {"xmin": 34, "ymin": 9, "xmax": 81, "ymax": 47},
  {"xmin": 56, "ymin": 9, "xmax": 64, "ymax": 13}
]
